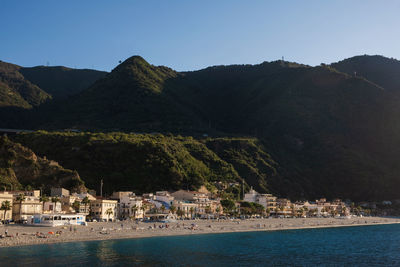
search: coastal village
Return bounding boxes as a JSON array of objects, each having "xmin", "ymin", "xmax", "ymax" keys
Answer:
[
  {"xmin": 1, "ymin": 185, "xmax": 400, "ymax": 248},
  {"xmin": 0, "ymin": 186, "xmax": 356, "ymax": 226}
]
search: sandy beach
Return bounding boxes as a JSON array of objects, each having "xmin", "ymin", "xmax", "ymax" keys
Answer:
[{"xmin": 0, "ymin": 216, "xmax": 399, "ymax": 248}]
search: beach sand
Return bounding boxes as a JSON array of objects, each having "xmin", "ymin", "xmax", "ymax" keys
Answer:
[{"xmin": 0, "ymin": 216, "xmax": 399, "ymax": 248}]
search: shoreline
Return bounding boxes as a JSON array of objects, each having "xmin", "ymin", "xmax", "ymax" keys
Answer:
[{"xmin": 1, "ymin": 217, "xmax": 399, "ymax": 248}]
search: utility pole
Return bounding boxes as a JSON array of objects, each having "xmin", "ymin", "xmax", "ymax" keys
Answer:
[
  {"xmin": 100, "ymin": 179, "xmax": 103, "ymax": 197},
  {"xmin": 242, "ymin": 179, "xmax": 245, "ymax": 200}
]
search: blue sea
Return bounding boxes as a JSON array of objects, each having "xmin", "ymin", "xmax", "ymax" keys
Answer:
[{"xmin": 1, "ymin": 224, "xmax": 400, "ymax": 266}]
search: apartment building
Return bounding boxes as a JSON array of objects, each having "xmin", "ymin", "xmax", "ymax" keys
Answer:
[{"xmin": 90, "ymin": 198, "xmax": 118, "ymax": 221}]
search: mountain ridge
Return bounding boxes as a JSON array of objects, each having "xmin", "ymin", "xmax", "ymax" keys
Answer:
[{"xmin": 2, "ymin": 54, "xmax": 400, "ymax": 201}]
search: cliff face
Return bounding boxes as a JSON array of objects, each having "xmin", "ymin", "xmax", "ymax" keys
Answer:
[{"xmin": 0, "ymin": 136, "xmax": 86, "ymax": 193}]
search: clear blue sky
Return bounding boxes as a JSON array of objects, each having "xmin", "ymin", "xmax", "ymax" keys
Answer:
[{"xmin": 2, "ymin": 0, "xmax": 400, "ymax": 71}]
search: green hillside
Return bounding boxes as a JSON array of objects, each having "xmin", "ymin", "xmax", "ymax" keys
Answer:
[
  {"xmin": 0, "ymin": 136, "xmax": 85, "ymax": 193},
  {"xmin": 13, "ymin": 132, "xmax": 279, "ymax": 197}
]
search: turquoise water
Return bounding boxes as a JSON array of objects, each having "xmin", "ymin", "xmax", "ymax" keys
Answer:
[{"xmin": 1, "ymin": 224, "xmax": 400, "ymax": 266}]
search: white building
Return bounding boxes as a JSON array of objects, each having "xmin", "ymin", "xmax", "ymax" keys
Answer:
[
  {"xmin": 0, "ymin": 192, "xmax": 13, "ymax": 221},
  {"xmin": 244, "ymin": 188, "xmax": 258, "ymax": 203},
  {"xmin": 12, "ymin": 195, "xmax": 42, "ymax": 221},
  {"xmin": 60, "ymin": 193, "xmax": 96, "ymax": 214},
  {"xmin": 173, "ymin": 200, "xmax": 198, "ymax": 218},
  {"xmin": 244, "ymin": 188, "xmax": 277, "ymax": 211},
  {"xmin": 171, "ymin": 190, "xmax": 209, "ymax": 203},
  {"xmin": 90, "ymin": 198, "xmax": 118, "ymax": 222},
  {"xmin": 119, "ymin": 195, "xmax": 144, "ymax": 219},
  {"xmin": 43, "ymin": 201, "xmax": 62, "ymax": 213}
]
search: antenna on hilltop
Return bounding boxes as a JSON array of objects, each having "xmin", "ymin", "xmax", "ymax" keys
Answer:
[
  {"xmin": 46, "ymin": 61, "xmax": 49, "ymax": 66},
  {"xmin": 100, "ymin": 179, "xmax": 103, "ymax": 197},
  {"xmin": 282, "ymin": 56, "xmax": 284, "ymax": 61}
]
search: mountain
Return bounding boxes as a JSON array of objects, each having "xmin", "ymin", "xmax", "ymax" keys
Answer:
[
  {"xmin": 331, "ymin": 55, "xmax": 400, "ymax": 91},
  {"xmin": 0, "ymin": 61, "xmax": 51, "ymax": 108},
  {"xmin": 34, "ymin": 56, "xmax": 202, "ymax": 131},
  {"xmin": 28, "ymin": 56, "xmax": 383, "ymax": 133},
  {"xmin": 0, "ymin": 60, "xmax": 107, "ymax": 103},
  {"xmin": 19, "ymin": 66, "xmax": 107, "ymax": 99},
  {"xmin": 0, "ymin": 136, "xmax": 86, "ymax": 193},
  {"xmin": 0, "ymin": 59, "xmax": 107, "ymax": 128},
  {"xmin": 331, "ymin": 55, "xmax": 400, "ymax": 175},
  {"xmin": 4, "ymin": 55, "xmax": 400, "ymax": 201}
]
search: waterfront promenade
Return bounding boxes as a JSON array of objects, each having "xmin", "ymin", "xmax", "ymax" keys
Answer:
[{"xmin": 1, "ymin": 216, "xmax": 399, "ymax": 248}]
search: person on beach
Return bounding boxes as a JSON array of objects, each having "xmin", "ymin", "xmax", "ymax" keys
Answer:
[{"xmin": 5, "ymin": 229, "xmax": 8, "ymax": 236}]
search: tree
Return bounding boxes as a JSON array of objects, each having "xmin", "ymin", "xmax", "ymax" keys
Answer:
[
  {"xmin": 0, "ymin": 200, "xmax": 11, "ymax": 223},
  {"xmin": 131, "ymin": 204, "xmax": 138, "ymax": 219},
  {"xmin": 39, "ymin": 195, "xmax": 49, "ymax": 213},
  {"xmin": 290, "ymin": 204, "xmax": 296, "ymax": 217},
  {"xmin": 51, "ymin": 197, "xmax": 60, "ymax": 213},
  {"xmin": 176, "ymin": 208, "xmax": 185, "ymax": 218},
  {"xmin": 298, "ymin": 208, "xmax": 304, "ymax": 217},
  {"xmin": 25, "ymin": 185, "xmax": 33, "ymax": 191},
  {"xmin": 254, "ymin": 203, "xmax": 265, "ymax": 216},
  {"xmin": 205, "ymin": 205, "xmax": 211, "ymax": 214},
  {"xmin": 189, "ymin": 207, "xmax": 195, "ymax": 219},
  {"xmin": 105, "ymin": 208, "xmax": 113, "ymax": 221},
  {"xmin": 351, "ymin": 202, "xmax": 355, "ymax": 213},
  {"xmin": 240, "ymin": 201, "xmax": 264, "ymax": 215},
  {"xmin": 81, "ymin": 196, "xmax": 90, "ymax": 214},
  {"xmin": 266, "ymin": 208, "xmax": 271, "ymax": 217},
  {"xmin": 309, "ymin": 208, "xmax": 317, "ymax": 217},
  {"xmin": 220, "ymin": 199, "xmax": 235, "ymax": 214},
  {"xmin": 16, "ymin": 193, "xmax": 26, "ymax": 221},
  {"xmin": 342, "ymin": 207, "xmax": 347, "ymax": 216},
  {"xmin": 72, "ymin": 200, "xmax": 80, "ymax": 212},
  {"xmin": 141, "ymin": 205, "xmax": 146, "ymax": 217},
  {"xmin": 160, "ymin": 204, "xmax": 166, "ymax": 213},
  {"xmin": 330, "ymin": 209, "xmax": 338, "ymax": 217},
  {"xmin": 169, "ymin": 205, "xmax": 176, "ymax": 214},
  {"xmin": 215, "ymin": 207, "xmax": 221, "ymax": 218}
]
